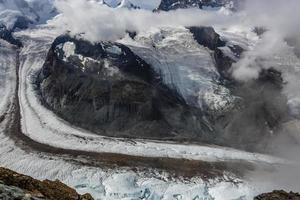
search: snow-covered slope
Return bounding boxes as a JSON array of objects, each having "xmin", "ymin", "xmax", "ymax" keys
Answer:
[
  {"xmin": 0, "ymin": 0, "xmax": 55, "ymax": 30},
  {"xmin": 25, "ymin": 0, "xmax": 56, "ymax": 24},
  {"xmin": 116, "ymin": 0, "xmax": 140, "ymax": 9},
  {"xmin": 120, "ymin": 27, "xmax": 234, "ymax": 112},
  {"xmin": 105, "ymin": 0, "xmax": 161, "ymax": 10}
]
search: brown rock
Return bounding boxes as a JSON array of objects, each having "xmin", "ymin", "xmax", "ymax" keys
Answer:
[
  {"xmin": 255, "ymin": 190, "xmax": 300, "ymax": 200},
  {"xmin": 80, "ymin": 193, "xmax": 94, "ymax": 200},
  {"xmin": 0, "ymin": 167, "xmax": 94, "ymax": 200}
]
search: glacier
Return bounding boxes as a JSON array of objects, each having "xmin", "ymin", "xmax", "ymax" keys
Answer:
[
  {"xmin": 13, "ymin": 24, "xmax": 284, "ymax": 165},
  {"xmin": 1, "ymin": 0, "xmax": 300, "ymax": 199}
]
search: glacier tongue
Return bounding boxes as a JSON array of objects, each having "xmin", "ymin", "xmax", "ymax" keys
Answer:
[{"xmin": 119, "ymin": 27, "xmax": 235, "ymax": 112}]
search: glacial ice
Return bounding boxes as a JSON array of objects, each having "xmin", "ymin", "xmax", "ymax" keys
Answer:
[
  {"xmin": 119, "ymin": 27, "xmax": 235, "ymax": 112},
  {"xmin": 0, "ymin": 40, "xmax": 16, "ymax": 115}
]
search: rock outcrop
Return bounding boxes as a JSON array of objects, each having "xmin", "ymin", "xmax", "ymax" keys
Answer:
[
  {"xmin": 156, "ymin": 0, "xmax": 242, "ymax": 11},
  {"xmin": 117, "ymin": 0, "xmax": 140, "ymax": 9},
  {"xmin": 0, "ymin": 25, "xmax": 22, "ymax": 47},
  {"xmin": 188, "ymin": 26, "xmax": 242, "ymax": 79},
  {"xmin": 188, "ymin": 26, "xmax": 226, "ymax": 50},
  {"xmin": 0, "ymin": 167, "xmax": 93, "ymax": 200},
  {"xmin": 157, "ymin": 0, "xmax": 203, "ymax": 11},
  {"xmin": 255, "ymin": 190, "xmax": 300, "ymax": 200}
]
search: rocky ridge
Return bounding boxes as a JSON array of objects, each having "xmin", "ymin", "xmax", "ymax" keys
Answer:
[
  {"xmin": 0, "ymin": 24, "xmax": 22, "ymax": 47},
  {"xmin": 157, "ymin": 0, "xmax": 242, "ymax": 11},
  {"xmin": 0, "ymin": 167, "xmax": 93, "ymax": 200}
]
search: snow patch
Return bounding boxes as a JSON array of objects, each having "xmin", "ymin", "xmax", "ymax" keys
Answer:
[
  {"xmin": 105, "ymin": 45, "xmax": 122, "ymax": 55},
  {"xmin": 62, "ymin": 41, "xmax": 76, "ymax": 59}
]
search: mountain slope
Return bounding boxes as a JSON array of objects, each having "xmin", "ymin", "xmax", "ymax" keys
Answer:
[
  {"xmin": 0, "ymin": 0, "xmax": 55, "ymax": 30},
  {"xmin": 0, "ymin": 167, "xmax": 94, "ymax": 200},
  {"xmin": 157, "ymin": 0, "xmax": 241, "ymax": 11},
  {"xmin": 116, "ymin": 0, "xmax": 140, "ymax": 9}
]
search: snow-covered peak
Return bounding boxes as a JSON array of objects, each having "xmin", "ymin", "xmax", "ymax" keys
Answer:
[
  {"xmin": 25, "ymin": 0, "xmax": 56, "ymax": 24},
  {"xmin": 0, "ymin": 0, "xmax": 56, "ymax": 30},
  {"xmin": 116, "ymin": 0, "xmax": 140, "ymax": 9},
  {"xmin": 105, "ymin": 0, "xmax": 160, "ymax": 10},
  {"xmin": 156, "ymin": 0, "xmax": 242, "ymax": 11},
  {"xmin": 0, "ymin": 0, "xmax": 37, "ymax": 19}
]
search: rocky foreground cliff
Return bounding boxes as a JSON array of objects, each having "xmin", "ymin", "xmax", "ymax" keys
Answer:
[{"xmin": 0, "ymin": 167, "xmax": 93, "ymax": 200}]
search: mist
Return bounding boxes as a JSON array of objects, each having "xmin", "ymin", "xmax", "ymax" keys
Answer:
[{"xmin": 232, "ymin": 0, "xmax": 300, "ymax": 81}]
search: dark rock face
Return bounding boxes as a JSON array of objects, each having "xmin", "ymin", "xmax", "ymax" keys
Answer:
[
  {"xmin": 0, "ymin": 167, "xmax": 94, "ymax": 200},
  {"xmin": 37, "ymin": 35, "xmax": 215, "ymax": 141},
  {"xmin": 218, "ymin": 73, "xmax": 289, "ymax": 151},
  {"xmin": 126, "ymin": 30, "xmax": 137, "ymax": 39},
  {"xmin": 259, "ymin": 68, "xmax": 283, "ymax": 88},
  {"xmin": 12, "ymin": 15, "xmax": 31, "ymax": 30},
  {"xmin": 213, "ymin": 44, "xmax": 244, "ymax": 80},
  {"xmin": 0, "ymin": 25, "xmax": 22, "ymax": 47},
  {"xmin": 188, "ymin": 26, "xmax": 226, "ymax": 51},
  {"xmin": 157, "ymin": 0, "xmax": 202, "ymax": 11},
  {"xmin": 255, "ymin": 190, "xmax": 300, "ymax": 200},
  {"xmin": 188, "ymin": 26, "xmax": 234, "ymax": 79},
  {"xmin": 253, "ymin": 26, "xmax": 268, "ymax": 37}
]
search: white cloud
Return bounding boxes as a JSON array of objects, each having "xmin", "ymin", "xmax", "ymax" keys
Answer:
[
  {"xmin": 52, "ymin": 0, "xmax": 300, "ymax": 114},
  {"xmin": 53, "ymin": 0, "xmax": 235, "ymax": 42},
  {"xmin": 231, "ymin": 0, "xmax": 300, "ymax": 81}
]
